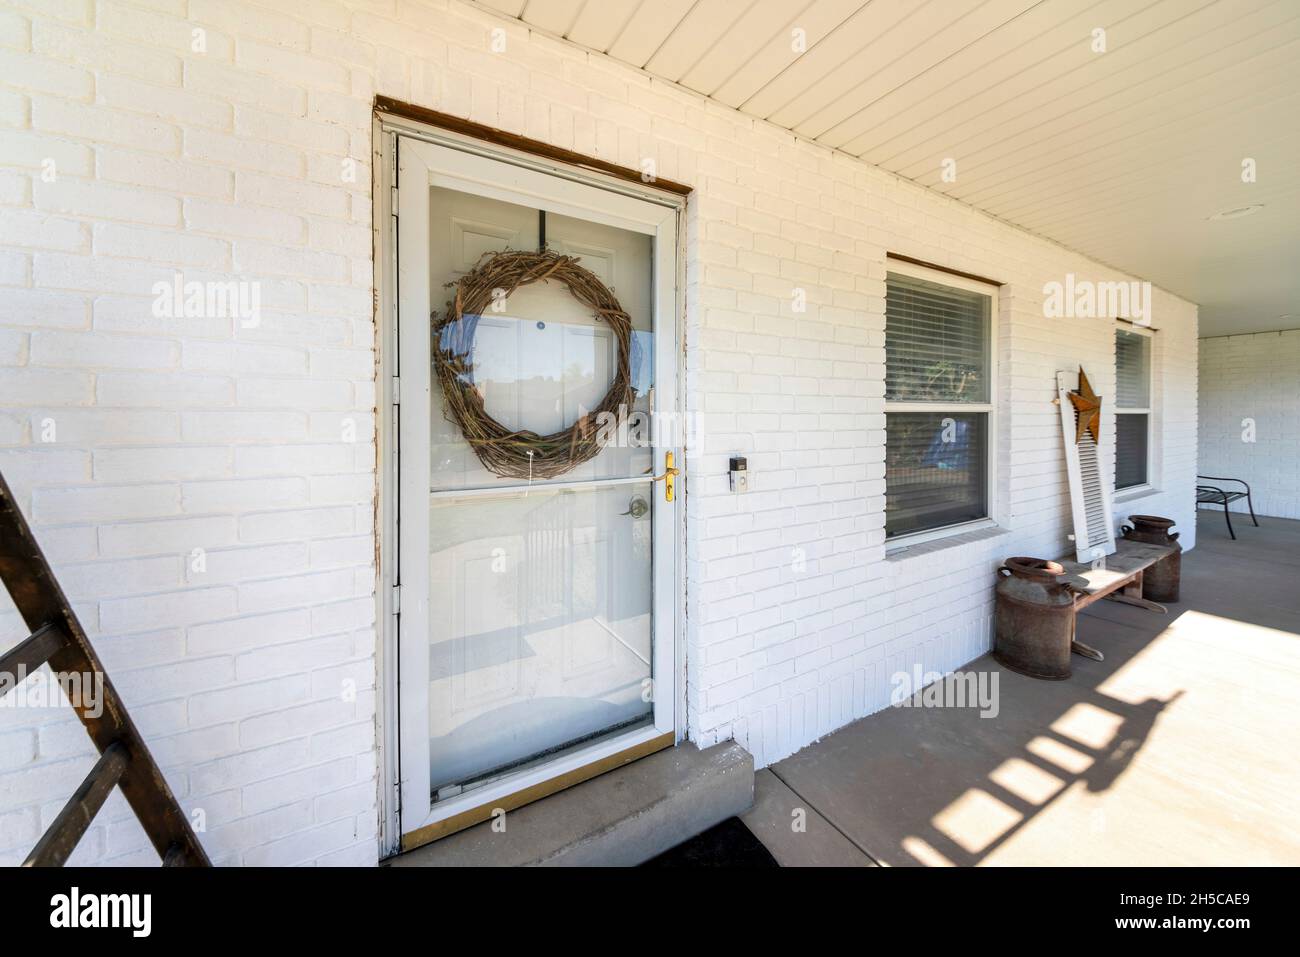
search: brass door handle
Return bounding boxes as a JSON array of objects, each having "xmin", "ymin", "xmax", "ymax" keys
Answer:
[{"xmin": 649, "ymin": 451, "xmax": 679, "ymax": 502}]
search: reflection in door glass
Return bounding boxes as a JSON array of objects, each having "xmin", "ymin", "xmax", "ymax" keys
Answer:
[{"xmin": 427, "ymin": 484, "xmax": 654, "ymax": 793}]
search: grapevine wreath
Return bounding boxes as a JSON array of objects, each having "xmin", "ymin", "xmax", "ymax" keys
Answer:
[{"xmin": 431, "ymin": 249, "xmax": 636, "ymax": 480}]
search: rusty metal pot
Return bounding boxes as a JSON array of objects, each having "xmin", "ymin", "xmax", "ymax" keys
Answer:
[
  {"xmin": 1120, "ymin": 514, "xmax": 1181, "ymax": 603},
  {"xmin": 994, "ymin": 557, "xmax": 1076, "ymax": 680}
]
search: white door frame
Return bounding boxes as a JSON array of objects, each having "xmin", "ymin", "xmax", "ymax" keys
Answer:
[{"xmin": 372, "ymin": 114, "xmax": 686, "ymax": 857}]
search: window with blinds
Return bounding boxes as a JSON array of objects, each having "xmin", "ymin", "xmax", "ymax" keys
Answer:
[
  {"xmin": 885, "ymin": 268, "xmax": 995, "ymax": 540},
  {"xmin": 885, "ymin": 274, "xmax": 990, "ymax": 403},
  {"xmin": 1115, "ymin": 327, "xmax": 1151, "ymax": 490}
]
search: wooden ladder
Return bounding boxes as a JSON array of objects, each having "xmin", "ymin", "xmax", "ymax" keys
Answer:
[{"xmin": 0, "ymin": 470, "xmax": 210, "ymax": 867}]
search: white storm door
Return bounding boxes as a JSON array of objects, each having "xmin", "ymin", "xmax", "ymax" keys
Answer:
[{"xmin": 395, "ymin": 135, "xmax": 681, "ymax": 844}]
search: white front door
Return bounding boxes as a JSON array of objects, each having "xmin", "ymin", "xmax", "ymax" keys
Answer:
[{"xmin": 393, "ymin": 134, "xmax": 682, "ymax": 849}]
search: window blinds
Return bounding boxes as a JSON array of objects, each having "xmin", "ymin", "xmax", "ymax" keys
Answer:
[
  {"xmin": 884, "ymin": 270, "xmax": 993, "ymax": 539},
  {"xmin": 1115, "ymin": 329, "xmax": 1149, "ymax": 408},
  {"xmin": 1115, "ymin": 414, "xmax": 1149, "ymax": 489},
  {"xmin": 885, "ymin": 412, "xmax": 987, "ymax": 538},
  {"xmin": 885, "ymin": 273, "xmax": 990, "ymax": 403}
]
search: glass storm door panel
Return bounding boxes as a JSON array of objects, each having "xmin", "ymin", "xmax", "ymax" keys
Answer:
[
  {"xmin": 395, "ymin": 135, "xmax": 680, "ymax": 837},
  {"xmin": 426, "ymin": 483, "xmax": 653, "ymax": 794},
  {"xmin": 427, "ymin": 190, "xmax": 656, "ymax": 493}
]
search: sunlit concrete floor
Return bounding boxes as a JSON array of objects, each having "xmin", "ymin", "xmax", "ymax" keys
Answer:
[{"xmin": 742, "ymin": 513, "xmax": 1300, "ymax": 866}]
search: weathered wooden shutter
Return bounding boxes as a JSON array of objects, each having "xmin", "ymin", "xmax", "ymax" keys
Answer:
[{"xmin": 1057, "ymin": 369, "xmax": 1116, "ymax": 563}]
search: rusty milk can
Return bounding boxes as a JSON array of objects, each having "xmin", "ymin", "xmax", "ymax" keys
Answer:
[
  {"xmin": 1120, "ymin": 514, "xmax": 1181, "ymax": 603},
  {"xmin": 994, "ymin": 557, "xmax": 1076, "ymax": 680}
]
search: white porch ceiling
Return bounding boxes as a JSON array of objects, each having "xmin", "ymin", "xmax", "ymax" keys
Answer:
[{"xmin": 475, "ymin": 0, "xmax": 1300, "ymax": 337}]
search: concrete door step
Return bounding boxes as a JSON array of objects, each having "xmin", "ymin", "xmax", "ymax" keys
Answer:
[{"xmin": 389, "ymin": 741, "xmax": 754, "ymax": 867}]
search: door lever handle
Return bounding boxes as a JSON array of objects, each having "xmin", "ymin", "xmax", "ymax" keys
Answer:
[{"xmin": 649, "ymin": 452, "xmax": 679, "ymax": 503}]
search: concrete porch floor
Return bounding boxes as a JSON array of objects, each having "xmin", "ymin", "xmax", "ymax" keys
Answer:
[{"xmin": 742, "ymin": 513, "xmax": 1300, "ymax": 866}]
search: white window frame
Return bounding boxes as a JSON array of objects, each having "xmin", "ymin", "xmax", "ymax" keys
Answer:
[
  {"xmin": 1114, "ymin": 322, "xmax": 1153, "ymax": 494},
  {"xmin": 883, "ymin": 260, "xmax": 999, "ymax": 550}
]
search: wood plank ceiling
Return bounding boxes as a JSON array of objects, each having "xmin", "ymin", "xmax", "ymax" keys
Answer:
[{"xmin": 473, "ymin": 0, "xmax": 1300, "ymax": 335}]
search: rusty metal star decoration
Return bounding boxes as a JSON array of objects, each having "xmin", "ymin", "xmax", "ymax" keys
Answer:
[{"xmin": 1067, "ymin": 366, "xmax": 1102, "ymax": 444}]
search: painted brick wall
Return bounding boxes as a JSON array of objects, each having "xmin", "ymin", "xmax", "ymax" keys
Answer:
[
  {"xmin": 1198, "ymin": 331, "xmax": 1300, "ymax": 520},
  {"xmin": 0, "ymin": 0, "xmax": 1198, "ymax": 865}
]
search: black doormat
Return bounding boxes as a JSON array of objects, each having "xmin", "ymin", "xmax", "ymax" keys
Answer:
[{"xmin": 641, "ymin": 817, "xmax": 780, "ymax": 867}]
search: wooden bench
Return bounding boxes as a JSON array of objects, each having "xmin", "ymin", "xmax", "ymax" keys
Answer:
[{"xmin": 1055, "ymin": 538, "xmax": 1175, "ymax": 662}]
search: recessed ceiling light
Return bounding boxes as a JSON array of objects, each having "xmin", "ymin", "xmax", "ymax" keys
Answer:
[{"xmin": 1207, "ymin": 204, "xmax": 1264, "ymax": 221}]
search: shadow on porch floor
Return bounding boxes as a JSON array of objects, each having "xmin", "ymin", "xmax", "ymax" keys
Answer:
[{"xmin": 743, "ymin": 514, "xmax": 1300, "ymax": 866}]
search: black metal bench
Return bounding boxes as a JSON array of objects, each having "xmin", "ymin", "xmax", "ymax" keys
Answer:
[{"xmin": 1196, "ymin": 475, "xmax": 1259, "ymax": 540}]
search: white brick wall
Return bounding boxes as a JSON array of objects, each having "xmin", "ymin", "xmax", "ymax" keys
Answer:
[
  {"xmin": 0, "ymin": 0, "xmax": 1198, "ymax": 865},
  {"xmin": 1198, "ymin": 330, "xmax": 1300, "ymax": 520}
]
